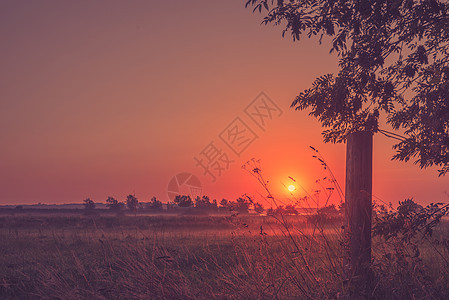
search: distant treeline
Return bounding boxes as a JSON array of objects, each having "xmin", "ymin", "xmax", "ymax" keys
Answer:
[{"xmin": 2, "ymin": 194, "xmax": 342, "ymax": 218}]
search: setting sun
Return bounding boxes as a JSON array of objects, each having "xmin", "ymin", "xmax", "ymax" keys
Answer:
[{"xmin": 287, "ymin": 185, "xmax": 296, "ymax": 192}]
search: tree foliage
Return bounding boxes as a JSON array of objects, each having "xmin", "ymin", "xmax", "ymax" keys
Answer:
[
  {"xmin": 83, "ymin": 198, "xmax": 95, "ymax": 210},
  {"xmin": 106, "ymin": 196, "xmax": 124, "ymax": 211},
  {"xmin": 219, "ymin": 196, "xmax": 258, "ymax": 214},
  {"xmin": 194, "ymin": 195, "xmax": 218, "ymax": 210},
  {"xmin": 174, "ymin": 195, "xmax": 194, "ymax": 207},
  {"xmin": 235, "ymin": 197, "xmax": 251, "ymax": 213},
  {"xmin": 126, "ymin": 194, "xmax": 139, "ymax": 212},
  {"xmin": 254, "ymin": 202, "xmax": 265, "ymax": 214},
  {"xmin": 246, "ymin": 0, "xmax": 449, "ymax": 175},
  {"xmin": 148, "ymin": 196, "xmax": 163, "ymax": 210},
  {"xmin": 373, "ymin": 199, "xmax": 449, "ymax": 242}
]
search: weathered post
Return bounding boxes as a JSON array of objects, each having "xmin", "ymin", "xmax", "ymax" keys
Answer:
[{"xmin": 345, "ymin": 131, "xmax": 373, "ymax": 295}]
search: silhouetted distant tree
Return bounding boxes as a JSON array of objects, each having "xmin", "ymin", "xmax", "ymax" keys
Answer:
[
  {"xmin": 168, "ymin": 201, "xmax": 178, "ymax": 210},
  {"xmin": 83, "ymin": 198, "xmax": 96, "ymax": 211},
  {"xmin": 318, "ymin": 204, "xmax": 340, "ymax": 216},
  {"xmin": 235, "ymin": 197, "xmax": 251, "ymax": 214},
  {"xmin": 194, "ymin": 195, "xmax": 208, "ymax": 208},
  {"xmin": 273, "ymin": 205, "xmax": 286, "ymax": 215},
  {"xmin": 106, "ymin": 196, "xmax": 124, "ymax": 211},
  {"xmin": 148, "ymin": 196, "xmax": 163, "ymax": 210},
  {"xmin": 270, "ymin": 205, "xmax": 297, "ymax": 215},
  {"xmin": 266, "ymin": 207, "xmax": 275, "ymax": 215},
  {"xmin": 194, "ymin": 195, "xmax": 218, "ymax": 211},
  {"xmin": 219, "ymin": 199, "xmax": 229, "ymax": 209},
  {"xmin": 253, "ymin": 202, "xmax": 264, "ymax": 214},
  {"xmin": 219, "ymin": 197, "xmax": 252, "ymax": 213},
  {"xmin": 284, "ymin": 204, "xmax": 298, "ymax": 215},
  {"xmin": 308, "ymin": 204, "xmax": 342, "ymax": 224},
  {"xmin": 126, "ymin": 195, "xmax": 139, "ymax": 212},
  {"xmin": 174, "ymin": 195, "xmax": 193, "ymax": 207}
]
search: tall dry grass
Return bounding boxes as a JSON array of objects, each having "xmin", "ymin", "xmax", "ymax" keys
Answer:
[
  {"xmin": 1, "ymin": 152, "xmax": 448, "ymax": 299},
  {"xmin": 0, "ymin": 213, "xmax": 448, "ymax": 299}
]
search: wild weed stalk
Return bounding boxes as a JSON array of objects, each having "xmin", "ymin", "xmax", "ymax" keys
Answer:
[
  {"xmin": 242, "ymin": 147, "xmax": 449, "ymax": 299},
  {"xmin": 242, "ymin": 149, "xmax": 347, "ymax": 298},
  {"xmin": 1, "ymin": 148, "xmax": 449, "ymax": 299}
]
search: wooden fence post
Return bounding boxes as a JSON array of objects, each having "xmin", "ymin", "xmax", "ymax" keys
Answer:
[{"xmin": 345, "ymin": 131, "xmax": 373, "ymax": 295}]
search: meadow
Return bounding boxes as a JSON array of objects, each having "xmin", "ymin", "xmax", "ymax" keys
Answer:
[{"xmin": 0, "ymin": 213, "xmax": 448, "ymax": 299}]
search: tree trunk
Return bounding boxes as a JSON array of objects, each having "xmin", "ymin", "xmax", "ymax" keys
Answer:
[{"xmin": 344, "ymin": 131, "xmax": 373, "ymax": 296}]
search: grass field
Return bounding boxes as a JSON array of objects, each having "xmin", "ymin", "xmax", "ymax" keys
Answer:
[{"xmin": 0, "ymin": 214, "xmax": 448, "ymax": 299}]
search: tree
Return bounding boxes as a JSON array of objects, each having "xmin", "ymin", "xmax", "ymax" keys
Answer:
[
  {"xmin": 126, "ymin": 194, "xmax": 139, "ymax": 212},
  {"xmin": 219, "ymin": 198, "xmax": 229, "ymax": 209},
  {"xmin": 194, "ymin": 195, "xmax": 218, "ymax": 211},
  {"xmin": 308, "ymin": 204, "xmax": 342, "ymax": 224},
  {"xmin": 246, "ymin": 0, "xmax": 449, "ymax": 175},
  {"xmin": 194, "ymin": 195, "xmax": 209, "ymax": 208},
  {"xmin": 284, "ymin": 204, "xmax": 298, "ymax": 215},
  {"xmin": 246, "ymin": 0, "xmax": 449, "ymax": 295},
  {"xmin": 106, "ymin": 196, "xmax": 124, "ymax": 211},
  {"xmin": 166, "ymin": 201, "xmax": 177, "ymax": 210},
  {"xmin": 253, "ymin": 202, "xmax": 264, "ymax": 214},
  {"xmin": 274, "ymin": 205, "xmax": 286, "ymax": 215},
  {"xmin": 270, "ymin": 204, "xmax": 298, "ymax": 215},
  {"xmin": 174, "ymin": 195, "xmax": 193, "ymax": 207},
  {"xmin": 148, "ymin": 196, "xmax": 163, "ymax": 210},
  {"xmin": 235, "ymin": 197, "xmax": 251, "ymax": 214},
  {"xmin": 83, "ymin": 198, "xmax": 95, "ymax": 211},
  {"xmin": 318, "ymin": 204, "xmax": 340, "ymax": 216}
]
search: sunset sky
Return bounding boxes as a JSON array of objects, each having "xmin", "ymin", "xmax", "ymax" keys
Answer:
[{"xmin": 1, "ymin": 0, "xmax": 447, "ymax": 206}]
